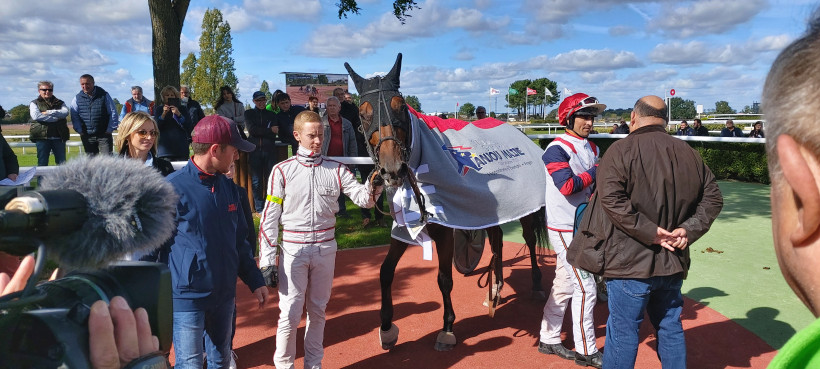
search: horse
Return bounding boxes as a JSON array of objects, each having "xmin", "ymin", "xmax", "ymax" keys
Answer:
[{"xmin": 345, "ymin": 53, "xmax": 551, "ymax": 351}]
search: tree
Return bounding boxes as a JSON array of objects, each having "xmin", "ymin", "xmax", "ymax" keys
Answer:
[
  {"xmin": 349, "ymin": 93, "xmax": 360, "ymax": 107},
  {"xmin": 260, "ymin": 80, "xmax": 271, "ymax": 101},
  {"xmin": 505, "ymin": 78, "xmax": 558, "ymax": 118},
  {"xmin": 459, "ymin": 102, "xmax": 475, "ymax": 118},
  {"xmin": 506, "ymin": 79, "xmax": 530, "ymax": 117},
  {"xmin": 191, "ymin": 8, "xmax": 238, "ymax": 107},
  {"xmin": 405, "ymin": 95, "xmax": 421, "ymax": 112},
  {"xmin": 715, "ymin": 100, "xmax": 736, "ymax": 114},
  {"xmin": 8, "ymin": 104, "xmax": 29, "ymax": 123},
  {"xmin": 741, "ymin": 105, "xmax": 753, "ymax": 114},
  {"xmin": 149, "ymin": 1, "xmax": 416, "ymax": 105},
  {"xmin": 113, "ymin": 98, "xmax": 122, "ymax": 117},
  {"xmin": 317, "ymin": 75, "xmax": 329, "ymax": 84},
  {"xmin": 669, "ymin": 97, "xmax": 696, "ymax": 120},
  {"xmin": 180, "ymin": 52, "xmax": 197, "ymax": 90},
  {"xmin": 148, "ymin": 0, "xmax": 190, "ymax": 100}
]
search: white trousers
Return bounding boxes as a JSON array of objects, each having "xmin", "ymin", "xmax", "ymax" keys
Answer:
[
  {"xmin": 539, "ymin": 230, "xmax": 599, "ymax": 356},
  {"xmin": 274, "ymin": 240, "xmax": 337, "ymax": 369}
]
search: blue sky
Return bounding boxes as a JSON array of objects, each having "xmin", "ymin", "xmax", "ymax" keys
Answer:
[{"xmin": 0, "ymin": 0, "xmax": 815, "ymax": 115}]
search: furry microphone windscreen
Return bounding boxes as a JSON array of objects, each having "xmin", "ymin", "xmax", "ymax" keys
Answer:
[{"xmin": 38, "ymin": 155, "xmax": 178, "ymax": 270}]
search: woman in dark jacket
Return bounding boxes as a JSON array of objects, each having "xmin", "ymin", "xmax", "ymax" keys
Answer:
[
  {"xmin": 748, "ymin": 121, "xmax": 765, "ymax": 138},
  {"xmin": 154, "ymin": 86, "xmax": 192, "ymax": 161},
  {"xmin": 115, "ymin": 112, "xmax": 175, "ymax": 176}
]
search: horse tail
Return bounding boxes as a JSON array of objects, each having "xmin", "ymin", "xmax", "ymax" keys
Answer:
[{"xmin": 532, "ymin": 206, "xmax": 548, "ymax": 249}]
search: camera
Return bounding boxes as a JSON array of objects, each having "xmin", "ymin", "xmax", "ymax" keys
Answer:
[{"xmin": 0, "ymin": 186, "xmax": 173, "ymax": 368}]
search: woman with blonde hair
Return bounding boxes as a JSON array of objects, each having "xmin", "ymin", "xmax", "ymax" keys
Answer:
[{"xmin": 116, "ymin": 111, "xmax": 175, "ymax": 176}]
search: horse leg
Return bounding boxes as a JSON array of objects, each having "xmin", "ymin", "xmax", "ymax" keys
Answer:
[
  {"xmin": 520, "ymin": 214, "xmax": 547, "ymax": 300},
  {"xmin": 484, "ymin": 226, "xmax": 504, "ymax": 315},
  {"xmin": 428, "ymin": 224, "xmax": 457, "ymax": 351},
  {"xmin": 379, "ymin": 238, "xmax": 408, "ymax": 350}
]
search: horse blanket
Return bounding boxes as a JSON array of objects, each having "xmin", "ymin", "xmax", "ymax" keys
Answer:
[{"xmin": 391, "ymin": 107, "xmax": 547, "ymax": 259}]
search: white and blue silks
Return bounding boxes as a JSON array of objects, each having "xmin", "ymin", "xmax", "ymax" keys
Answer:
[{"xmin": 391, "ymin": 107, "xmax": 547, "ymax": 260}]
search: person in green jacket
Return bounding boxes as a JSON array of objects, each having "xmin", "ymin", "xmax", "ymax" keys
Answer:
[{"xmin": 762, "ymin": 8, "xmax": 820, "ymax": 368}]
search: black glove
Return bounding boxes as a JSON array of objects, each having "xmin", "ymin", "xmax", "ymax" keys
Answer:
[
  {"xmin": 261, "ymin": 266, "xmax": 278, "ymax": 288},
  {"xmin": 370, "ymin": 170, "xmax": 385, "ymax": 187}
]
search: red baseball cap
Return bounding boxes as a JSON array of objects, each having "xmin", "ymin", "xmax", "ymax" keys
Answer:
[
  {"xmin": 558, "ymin": 93, "xmax": 607, "ymax": 126},
  {"xmin": 192, "ymin": 115, "xmax": 256, "ymax": 152}
]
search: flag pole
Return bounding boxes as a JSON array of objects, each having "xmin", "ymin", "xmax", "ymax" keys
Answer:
[{"xmin": 525, "ymin": 90, "xmax": 528, "ymax": 123}]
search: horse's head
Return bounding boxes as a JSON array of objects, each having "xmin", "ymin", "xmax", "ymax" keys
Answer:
[{"xmin": 345, "ymin": 53, "xmax": 411, "ymax": 187}]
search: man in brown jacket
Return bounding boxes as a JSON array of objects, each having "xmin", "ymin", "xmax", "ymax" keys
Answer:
[{"xmin": 568, "ymin": 95, "xmax": 723, "ymax": 369}]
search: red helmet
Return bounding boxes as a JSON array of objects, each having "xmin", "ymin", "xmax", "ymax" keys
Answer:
[{"xmin": 558, "ymin": 93, "xmax": 607, "ymax": 126}]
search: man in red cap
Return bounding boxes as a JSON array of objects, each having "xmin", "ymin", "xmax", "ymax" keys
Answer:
[
  {"xmin": 148, "ymin": 115, "xmax": 269, "ymax": 369},
  {"xmin": 537, "ymin": 93, "xmax": 605, "ymax": 368}
]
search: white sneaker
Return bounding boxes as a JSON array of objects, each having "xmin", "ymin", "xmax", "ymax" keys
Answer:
[{"xmin": 229, "ymin": 350, "xmax": 238, "ymax": 369}]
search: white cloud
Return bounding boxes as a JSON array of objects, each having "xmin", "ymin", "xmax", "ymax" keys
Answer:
[
  {"xmin": 650, "ymin": 35, "xmax": 790, "ymax": 66},
  {"xmin": 580, "ymin": 71, "xmax": 616, "ymax": 83},
  {"xmin": 453, "ymin": 49, "xmax": 475, "ymax": 61},
  {"xmin": 649, "ymin": 0, "xmax": 768, "ymax": 38},
  {"xmin": 243, "ymin": 0, "xmax": 321, "ymax": 20},
  {"xmin": 541, "ymin": 49, "xmax": 643, "ymax": 71},
  {"xmin": 222, "ymin": 5, "xmax": 276, "ymax": 32},
  {"xmin": 609, "ymin": 25, "xmax": 636, "ymax": 36}
]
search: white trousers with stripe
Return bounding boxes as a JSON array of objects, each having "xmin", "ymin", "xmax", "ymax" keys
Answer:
[
  {"xmin": 274, "ymin": 240, "xmax": 337, "ymax": 369},
  {"xmin": 539, "ymin": 229, "xmax": 599, "ymax": 356}
]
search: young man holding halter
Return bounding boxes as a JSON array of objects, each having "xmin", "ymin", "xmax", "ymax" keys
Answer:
[
  {"xmin": 258, "ymin": 110, "xmax": 382, "ymax": 369},
  {"xmin": 538, "ymin": 93, "xmax": 605, "ymax": 368}
]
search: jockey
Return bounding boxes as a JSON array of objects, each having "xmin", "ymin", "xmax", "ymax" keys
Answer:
[
  {"xmin": 538, "ymin": 93, "xmax": 606, "ymax": 368},
  {"xmin": 258, "ymin": 110, "xmax": 382, "ymax": 369}
]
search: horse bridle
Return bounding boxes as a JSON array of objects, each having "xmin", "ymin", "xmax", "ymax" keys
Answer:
[{"xmin": 358, "ymin": 80, "xmax": 427, "ymax": 222}]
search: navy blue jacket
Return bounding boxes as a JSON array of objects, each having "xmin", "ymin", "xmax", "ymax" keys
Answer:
[
  {"xmin": 70, "ymin": 86, "xmax": 118, "ymax": 135},
  {"xmin": 158, "ymin": 160, "xmax": 264, "ymax": 311}
]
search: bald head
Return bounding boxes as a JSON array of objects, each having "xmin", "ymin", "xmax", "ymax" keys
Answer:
[{"xmin": 630, "ymin": 95, "xmax": 668, "ymax": 130}]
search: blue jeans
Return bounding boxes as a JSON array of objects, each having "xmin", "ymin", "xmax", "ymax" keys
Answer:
[
  {"xmin": 80, "ymin": 133, "xmax": 113, "ymax": 155},
  {"xmin": 172, "ymin": 298, "xmax": 235, "ymax": 369},
  {"xmin": 35, "ymin": 139, "xmax": 66, "ymax": 166},
  {"xmin": 604, "ymin": 275, "xmax": 686, "ymax": 369}
]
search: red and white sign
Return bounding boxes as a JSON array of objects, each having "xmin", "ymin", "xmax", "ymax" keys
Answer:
[
  {"xmin": 670, "ymin": 89, "xmax": 676, "ymax": 96},
  {"xmin": 526, "ymin": 87, "xmax": 537, "ymax": 95}
]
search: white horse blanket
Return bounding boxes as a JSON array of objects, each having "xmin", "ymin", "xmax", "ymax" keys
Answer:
[{"xmin": 391, "ymin": 107, "xmax": 547, "ymax": 259}]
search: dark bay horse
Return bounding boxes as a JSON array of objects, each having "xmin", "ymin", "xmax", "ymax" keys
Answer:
[{"xmin": 345, "ymin": 53, "xmax": 549, "ymax": 351}]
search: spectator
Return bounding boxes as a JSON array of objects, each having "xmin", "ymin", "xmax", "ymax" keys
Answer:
[
  {"xmin": 179, "ymin": 85, "xmax": 205, "ymax": 127},
  {"xmin": 266, "ymin": 89, "xmax": 284, "ymax": 113},
  {"xmin": 147, "ymin": 115, "xmax": 268, "ymax": 369},
  {"xmin": 115, "ymin": 111, "xmax": 174, "ymax": 177},
  {"xmin": 69, "ymin": 74, "xmax": 118, "ymax": 155},
  {"xmin": 258, "ymin": 110, "xmax": 381, "ymax": 369},
  {"xmin": 322, "ymin": 96, "xmax": 358, "ymax": 218},
  {"xmin": 675, "ymin": 120, "xmax": 695, "ymax": 136},
  {"xmin": 306, "ymin": 95, "xmax": 321, "ymax": 115},
  {"xmin": 614, "ymin": 119, "xmax": 630, "ymax": 134},
  {"xmin": 692, "ymin": 118, "xmax": 709, "ymax": 136},
  {"xmin": 538, "ymin": 93, "xmax": 605, "ymax": 368},
  {"xmin": 344, "ymin": 91, "xmax": 354, "ymax": 104},
  {"xmin": 154, "ymin": 86, "xmax": 192, "ymax": 162},
  {"xmin": 273, "ymin": 92, "xmax": 305, "ymax": 155},
  {"xmin": 0, "ymin": 130, "xmax": 18, "ymax": 182},
  {"xmin": 609, "ymin": 124, "xmax": 619, "ymax": 134},
  {"xmin": 748, "ymin": 121, "xmax": 765, "ymax": 138},
  {"xmin": 720, "ymin": 119, "xmax": 744, "ymax": 137},
  {"xmin": 215, "ymin": 86, "xmax": 247, "ymax": 137},
  {"xmin": 569, "ymin": 95, "xmax": 723, "ymax": 369},
  {"xmin": 333, "ymin": 87, "xmax": 385, "ymax": 227},
  {"xmin": 476, "ymin": 106, "xmax": 487, "ymax": 120},
  {"xmin": 245, "ymin": 91, "xmax": 281, "ymax": 212},
  {"xmin": 29, "ymin": 80, "xmax": 69, "ymax": 166},
  {"xmin": 762, "ymin": 15, "xmax": 820, "ymax": 366},
  {"xmin": 119, "ymin": 86, "xmax": 154, "ymax": 120}
]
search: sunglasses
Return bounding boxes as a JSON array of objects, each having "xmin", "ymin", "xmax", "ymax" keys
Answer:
[
  {"xmin": 135, "ymin": 130, "xmax": 158, "ymax": 138},
  {"xmin": 39, "ymin": 88, "xmax": 53, "ymax": 92}
]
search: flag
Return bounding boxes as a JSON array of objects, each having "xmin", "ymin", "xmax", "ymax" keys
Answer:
[
  {"xmin": 526, "ymin": 87, "xmax": 537, "ymax": 95},
  {"xmin": 545, "ymin": 89, "xmax": 553, "ymax": 97},
  {"xmin": 509, "ymin": 88, "xmax": 518, "ymax": 95},
  {"xmin": 490, "ymin": 88, "xmax": 500, "ymax": 95},
  {"xmin": 563, "ymin": 88, "xmax": 573, "ymax": 96}
]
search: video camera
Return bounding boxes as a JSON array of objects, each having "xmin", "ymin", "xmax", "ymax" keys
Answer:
[{"xmin": 0, "ymin": 186, "xmax": 173, "ymax": 369}]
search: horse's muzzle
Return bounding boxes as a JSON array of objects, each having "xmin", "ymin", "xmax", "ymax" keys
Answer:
[{"xmin": 381, "ymin": 163, "xmax": 408, "ymax": 187}]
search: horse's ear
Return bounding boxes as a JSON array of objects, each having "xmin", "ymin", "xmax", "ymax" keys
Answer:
[
  {"xmin": 345, "ymin": 62, "xmax": 365, "ymax": 95},
  {"xmin": 386, "ymin": 53, "xmax": 402, "ymax": 87}
]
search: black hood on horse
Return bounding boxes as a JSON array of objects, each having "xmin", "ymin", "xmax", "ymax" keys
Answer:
[{"xmin": 344, "ymin": 53, "xmax": 410, "ymax": 165}]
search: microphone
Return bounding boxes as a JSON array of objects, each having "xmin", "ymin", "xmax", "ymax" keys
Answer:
[{"xmin": 0, "ymin": 155, "xmax": 178, "ymax": 270}]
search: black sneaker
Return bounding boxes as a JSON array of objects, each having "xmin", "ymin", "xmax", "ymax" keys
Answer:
[
  {"xmin": 575, "ymin": 351, "xmax": 603, "ymax": 368},
  {"xmin": 538, "ymin": 342, "xmax": 575, "ymax": 360}
]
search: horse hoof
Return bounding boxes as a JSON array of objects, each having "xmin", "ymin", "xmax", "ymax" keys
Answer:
[
  {"xmin": 434, "ymin": 331, "xmax": 457, "ymax": 351},
  {"xmin": 379, "ymin": 323, "xmax": 399, "ymax": 350},
  {"xmin": 531, "ymin": 290, "xmax": 547, "ymax": 301}
]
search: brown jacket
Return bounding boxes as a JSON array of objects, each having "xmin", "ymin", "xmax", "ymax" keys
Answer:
[{"xmin": 567, "ymin": 125, "xmax": 723, "ymax": 279}]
